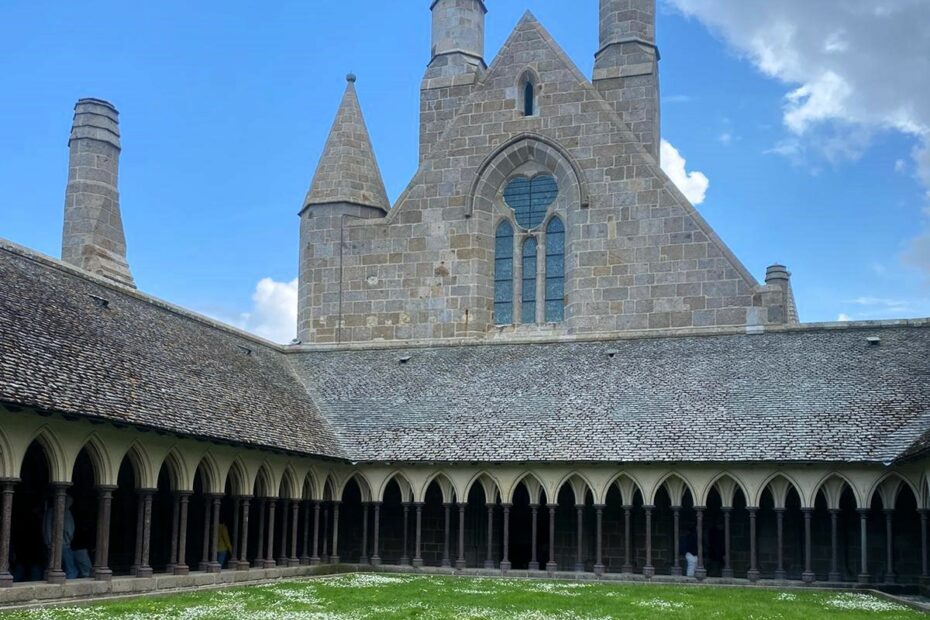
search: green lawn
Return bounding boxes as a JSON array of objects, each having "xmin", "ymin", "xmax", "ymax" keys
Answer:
[{"xmin": 1, "ymin": 574, "xmax": 923, "ymax": 619}]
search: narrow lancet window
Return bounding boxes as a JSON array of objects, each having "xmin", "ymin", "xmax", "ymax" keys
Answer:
[
  {"xmin": 522, "ymin": 237, "xmax": 538, "ymax": 324},
  {"xmin": 545, "ymin": 216, "xmax": 565, "ymax": 322},
  {"xmin": 523, "ymin": 81, "xmax": 534, "ymax": 116},
  {"xmin": 494, "ymin": 221, "xmax": 515, "ymax": 325}
]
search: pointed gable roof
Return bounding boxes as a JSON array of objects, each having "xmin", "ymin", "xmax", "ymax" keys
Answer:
[{"xmin": 303, "ymin": 75, "xmax": 390, "ymax": 212}]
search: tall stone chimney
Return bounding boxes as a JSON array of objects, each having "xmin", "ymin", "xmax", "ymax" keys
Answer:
[
  {"xmin": 593, "ymin": 0, "xmax": 661, "ymax": 162},
  {"xmin": 419, "ymin": 0, "xmax": 486, "ymax": 163},
  {"xmin": 61, "ymin": 98, "xmax": 135, "ymax": 288}
]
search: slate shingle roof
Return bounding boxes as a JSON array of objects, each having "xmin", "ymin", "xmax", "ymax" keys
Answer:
[
  {"xmin": 289, "ymin": 326, "xmax": 930, "ymax": 464},
  {"xmin": 0, "ymin": 241, "xmax": 343, "ymax": 458}
]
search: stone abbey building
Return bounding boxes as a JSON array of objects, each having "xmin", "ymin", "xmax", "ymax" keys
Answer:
[{"xmin": 1, "ymin": 0, "xmax": 930, "ymax": 603}]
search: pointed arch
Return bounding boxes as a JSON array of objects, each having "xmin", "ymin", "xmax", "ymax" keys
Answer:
[
  {"xmin": 509, "ymin": 471, "xmax": 547, "ymax": 505},
  {"xmin": 605, "ymin": 472, "xmax": 644, "ymax": 506},
  {"xmin": 278, "ymin": 465, "xmax": 300, "ymax": 499},
  {"xmin": 755, "ymin": 472, "xmax": 803, "ymax": 509},
  {"xmin": 302, "ymin": 470, "xmax": 319, "ymax": 500},
  {"xmin": 74, "ymin": 433, "xmax": 113, "ymax": 487},
  {"xmin": 25, "ymin": 426, "xmax": 68, "ymax": 483},
  {"xmin": 379, "ymin": 471, "xmax": 414, "ymax": 503},
  {"xmin": 651, "ymin": 472, "xmax": 696, "ymax": 507},
  {"xmin": 419, "ymin": 471, "xmax": 455, "ymax": 504},
  {"xmin": 553, "ymin": 472, "xmax": 595, "ymax": 506},
  {"xmin": 868, "ymin": 472, "xmax": 920, "ymax": 509},
  {"xmin": 253, "ymin": 462, "xmax": 275, "ymax": 498},
  {"xmin": 337, "ymin": 472, "xmax": 372, "ymax": 502},
  {"xmin": 156, "ymin": 448, "xmax": 188, "ymax": 492},
  {"xmin": 516, "ymin": 67, "xmax": 540, "ymax": 117},
  {"xmin": 225, "ymin": 458, "xmax": 249, "ymax": 497},
  {"xmin": 700, "ymin": 472, "xmax": 750, "ymax": 508},
  {"xmin": 811, "ymin": 472, "xmax": 860, "ymax": 510},
  {"xmin": 322, "ymin": 473, "xmax": 339, "ymax": 501},
  {"xmin": 0, "ymin": 426, "xmax": 13, "ymax": 480},
  {"xmin": 191, "ymin": 453, "xmax": 222, "ymax": 495},
  {"xmin": 462, "ymin": 471, "xmax": 502, "ymax": 504},
  {"xmin": 119, "ymin": 441, "xmax": 154, "ymax": 490}
]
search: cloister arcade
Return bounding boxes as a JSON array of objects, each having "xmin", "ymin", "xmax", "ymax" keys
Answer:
[{"xmin": 0, "ymin": 408, "xmax": 928, "ymax": 590}]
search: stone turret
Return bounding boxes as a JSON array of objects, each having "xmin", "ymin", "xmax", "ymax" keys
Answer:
[
  {"xmin": 765, "ymin": 264, "xmax": 800, "ymax": 324},
  {"xmin": 61, "ymin": 98, "xmax": 135, "ymax": 287},
  {"xmin": 419, "ymin": 0, "xmax": 486, "ymax": 163},
  {"xmin": 297, "ymin": 75, "xmax": 389, "ymax": 343},
  {"xmin": 593, "ymin": 0, "xmax": 661, "ymax": 162}
]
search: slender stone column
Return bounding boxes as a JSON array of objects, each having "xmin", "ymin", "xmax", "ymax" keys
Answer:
[
  {"xmin": 722, "ymin": 507, "xmax": 733, "ymax": 579},
  {"xmin": 483, "ymin": 503, "xmax": 494, "ymax": 569},
  {"xmin": 671, "ymin": 506, "xmax": 681, "ymax": 576},
  {"xmin": 774, "ymin": 508, "xmax": 786, "ymax": 580},
  {"xmin": 0, "ymin": 481, "xmax": 15, "ymax": 587},
  {"xmin": 747, "ymin": 507, "xmax": 759, "ymax": 582},
  {"xmin": 207, "ymin": 494, "xmax": 221, "ymax": 573},
  {"xmin": 413, "ymin": 502, "xmax": 424, "ymax": 567},
  {"xmin": 277, "ymin": 499, "xmax": 289, "ymax": 566},
  {"xmin": 289, "ymin": 500, "xmax": 300, "ymax": 566},
  {"xmin": 371, "ymin": 502, "xmax": 381, "ymax": 566},
  {"xmin": 199, "ymin": 495, "xmax": 211, "ymax": 571},
  {"xmin": 529, "ymin": 504, "xmax": 539, "ymax": 571},
  {"xmin": 400, "ymin": 502, "xmax": 410, "ymax": 565},
  {"xmin": 255, "ymin": 498, "xmax": 266, "ymax": 568},
  {"xmin": 828, "ymin": 509, "xmax": 840, "ymax": 581},
  {"xmin": 93, "ymin": 485, "xmax": 115, "ymax": 581},
  {"xmin": 694, "ymin": 507, "xmax": 706, "ymax": 580},
  {"xmin": 137, "ymin": 490, "xmax": 155, "ymax": 577},
  {"xmin": 46, "ymin": 483, "xmax": 68, "ymax": 584},
  {"xmin": 166, "ymin": 492, "xmax": 180, "ymax": 574},
  {"xmin": 802, "ymin": 508, "xmax": 815, "ymax": 583},
  {"xmin": 857, "ymin": 508, "xmax": 870, "ymax": 584},
  {"xmin": 360, "ymin": 502, "xmax": 369, "ymax": 565},
  {"xmin": 884, "ymin": 508, "xmax": 895, "ymax": 584},
  {"xmin": 132, "ymin": 493, "xmax": 144, "ymax": 575},
  {"xmin": 311, "ymin": 501, "xmax": 321, "ymax": 565},
  {"xmin": 321, "ymin": 505, "xmax": 329, "ymax": 562},
  {"xmin": 574, "ymin": 505, "xmax": 584, "ymax": 572},
  {"xmin": 301, "ymin": 500, "xmax": 311, "ymax": 565},
  {"xmin": 920, "ymin": 509, "xmax": 928, "ymax": 579},
  {"xmin": 442, "ymin": 503, "xmax": 451, "ymax": 568},
  {"xmin": 238, "ymin": 497, "xmax": 250, "ymax": 570},
  {"xmin": 330, "ymin": 501, "xmax": 340, "ymax": 564},
  {"xmin": 501, "ymin": 504, "xmax": 511, "ymax": 572},
  {"xmin": 264, "ymin": 499, "xmax": 277, "ymax": 568},
  {"xmin": 546, "ymin": 505, "xmax": 557, "ymax": 573},
  {"xmin": 231, "ymin": 497, "xmax": 241, "ymax": 568},
  {"xmin": 594, "ymin": 505, "xmax": 604, "ymax": 576},
  {"xmin": 622, "ymin": 505, "xmax": 632, "ymax": 573},
  {"xmin": 456, "ymin": 504, "xmax": 466, "ymax": 569},
  {"xmin": 643, "ymin": 504, "xmax": 654, "ymax": 577},
  {"xmin": 175, "ymin": 492, "xmax": 191, "ymax": 575}
]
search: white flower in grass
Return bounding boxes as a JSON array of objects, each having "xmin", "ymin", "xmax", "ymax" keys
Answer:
[{"xmin": 824, "ymin": 593, "xmax": 908, "ymax": 612}]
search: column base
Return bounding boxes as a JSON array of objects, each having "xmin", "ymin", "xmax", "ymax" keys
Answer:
[
  {"xmin": 593, "ymin": 563, "xmax": 604, "ymax": 576},
  {"xmin": 643, "ymin": 565, "xmax": 655, "ymax": 578},
  {"xmin": 0, "ymin": 572, "xmax": 12, "ymax": 587},
  {"xmin": 621, "ymin": 563, "xmax": 632, "ymax": 574},
  {"xmin": 310, "ymin": 557, "xmax": 321, "ymax": 566},
  {"xmin": 574, "ymin": 563, "xmax": 584, "ymax": 573},
  {"xmin": 747, "ymin": 569, "xmax": 760, "ymax": 582},
  {"xmin": 399, "ymin": 557, "xmax": 410, "ymax": 566},
  {"xmin": 370, "ymin": 556, "xmax": 381, "ymax": 567},
  {"xmin": 329, "ymin": 556, "xmax": 340, "ymax": 564},
  {"xmin": 300, "ymin": 556, "xmax": 311, "ymax": 566},
  {"xmin": 197, "ymin": 562, "xmax": 208, "ymax": 572},
  {"xmin": 828, "ymin": 571, "xmax": 841, "ymax": 582},
  {"xmin": 441, "ymin": 559, "xmax": 451, "ymax": 568},
  {"xmin": 858, "ymin": 573, "xmax": 870, "ymax": 585},
  {"xmin": 774, "ymin": 570, "xmax": 786, "ymax": 580},
  {"xmin": 412, "ymin": 558, "xmax": 423, "ymax": 568},
  {"xmin": 236, "ymin": 561, "xmax": 250, "ymax": 571},
  {"xmin": 277, "ymin": 557, "xmax": 289, "ymax": 567},
  {"xmin": 500, "ymin": 561, "xmax": 511, "ymax": 573},
  {"xmin": 206, "ymin": 562, "xmax": 221, "ymax": 574},
  {"xmin": 802, "ymin": 571, "xmax": 815, "ymax": 584},
  {"xmin": 528, "ymin": 561, "xmax": 539, "ymax": 571},
  {"xmin": 721, "ymin": 568, "xmax": 734, "ymax": 579},
  {"xmin": 173, "ymin": 565, "xmax": 190, "ymax": 576},
  {"xmin": 671, "ymin": 566, "xmax": 682, "ymax": 576},
  {"xmin": 483, "ymin": 560, "xmax": 494, "ymax": 569},
  {"xmin": 546, "ymin": 561, "xmax": 557, "ymax": 574},
  {"xmin": 46, "ymin": 569, "xmax": 66, "ymax": 585},
  {"xmin": 93, "ymin": 567, "xmax": 113, "ymax": 581},
  {"xmin": 288, "ymin": 559, "xmax": 301, "ymax": 567},
  {"xmin": 695, "ymin": 567, "xmax": 707, "ymax": 580},
  {"xmin": 359, "ymin": 556, "xmax": 369, "ymax": 566},
  {"xmin": 136, "ymin": 566, "xmax": 153, "ymax": 578},
  {"xmin": 455, "ymin": 559, "xmax": 466, "ymax": 570},
  {"xmin": 263, "ymin": 560, "xmax": 276, "ymax": 569},
  {"xmin": 884, "ymin": 573, "xmax": 896, "ymax": 584}
]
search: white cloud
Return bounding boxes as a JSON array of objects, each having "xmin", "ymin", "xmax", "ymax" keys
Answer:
[
  {"xmin": 903, "ymin": 232, "xmax": 930, "ymax": 285},
  {"xmin": 233, "ymin": 277, "xmax": 298, "ymax": 343},
  {"xmin": 836, "ymin": 313, "xmax": 851, "ymax": 322},
  {"xmin": 660, "ymin": 139, "xmax": 710, "ymax": 205},
  {"xmin": 718, "ymin": 132, "xmax": 733, "ymax": 145},
  {"xmin": 665, "ymin": 0, "xmax": 930, "ymax": 192}
]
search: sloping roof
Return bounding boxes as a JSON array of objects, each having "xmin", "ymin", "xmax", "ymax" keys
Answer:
[
  {"xmin": 289, "ymin": 325, "xmax": 930, "ymax": 464},
  {"xmin": 0, "ymin": 240, "xmax": 343, "ymax": 459},
  {"xmin": 302, "ymin": 76, "xmax": 390, "ymax": 212}
]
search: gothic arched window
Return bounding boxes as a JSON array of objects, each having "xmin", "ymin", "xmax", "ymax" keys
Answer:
[
  {"xmin": 503, "ymin": 175, "xmax": 557, "ymax": 229},
  {"xmin": 523, "ymin": 81, "xmax": 535, "ymax": 116},
  {"xmin": 545, "ymin": 216, "xmax": 565, "ymax": 323},
  {"xmin": 522, "ymin": 237, "xmax": 538, "ymax": 324},
  {"xmin": 494, "ymin": 221, "xmax": 514, "ymax": 325}
]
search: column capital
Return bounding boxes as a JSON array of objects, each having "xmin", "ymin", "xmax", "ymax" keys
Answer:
[
  {"xmin": 801, "ymin": 507, "xmax": 815, "ymax": 515},
  {"xmin": 176, "ymin": 490, "xmax": 193, "ymax": 499},
  {"xmin": 746, "ymin": 506, "xmax": 759, "ymax": 513},
  {"xmin": 857, "ymin": 507, "xmax": 871, "ymax": 516},
  {"xmin": 642, "ymin": 504, "xmax": 655, "ymax": 510},
  {"xmin": 95, "ymin": 484, "xmax": 118, "ymax": 492},
  {"xmin": 670, "ymin": 504, "xmax": 681, "ymax": 511},
  {"xmin": 0, "ymin": 477, "xmax": 20, "ymax": 485},
  {"xmin": 693, "ymin": 505, "xmax": 707, "ymax": 511},
  {"xmin": 773, "ymin": 507, "xmax": 786, "ymax": 514},
  {"xmin": 50, "ymin": 481, "xmax": 72, "ymax": 490},
  {"xmin": 720, "ymin": 506, "xmax": 733, "ymax": 513},
  {"xmin": 919, "ymin": 508, "xmax": 930, "ymax": 516},
  {"xmin": 828, "ymin": 507, "xmax": 840, "ymax": 514},
  {"xmin": 593, "ymin": 503, "xmax": 606, "ymax": 510},
  {"xmin": 501, "ymin": 502, "xmax": 512, "ymax": 509},
  {"xmin": 622, "ymin": 504, "xmax": 633, "ymax": 510},
  {"xmin": 883, "ymin": 507, "xmax": 895, "ymax": 515},
  {"xmin": 413, "ymin": 501, "xmax": 425, "ymax": 507}
]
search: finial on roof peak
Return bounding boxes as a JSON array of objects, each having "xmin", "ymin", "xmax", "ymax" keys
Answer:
[{"xmin": 346, "ymin": 72, "xmax": 356, "ymax": 83}]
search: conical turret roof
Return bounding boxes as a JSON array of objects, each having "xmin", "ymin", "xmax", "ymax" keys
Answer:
[{"xmin": 303, "ymin": 75, "xmax": 390, "ymax": 212}]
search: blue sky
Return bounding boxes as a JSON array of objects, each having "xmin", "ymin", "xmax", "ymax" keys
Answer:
[{"xmin": 2, "ymin": 0, "xmax": 929, "ymax": 341}]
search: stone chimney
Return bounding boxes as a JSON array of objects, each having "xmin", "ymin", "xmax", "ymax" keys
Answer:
[
  {"xmin": 765, "ymin": 264, "xmax": 799, "ymax": 324},
  {"xmin": 61, "ymin": 98, "xmax": 135, "ymax": 288}
]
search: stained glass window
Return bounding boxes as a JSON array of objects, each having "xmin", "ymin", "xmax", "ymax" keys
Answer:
[
  {"xmin": 545, "ymin": 216, "xmax": 565, "ymax": 323},
  {"xmin": 503, "ymin": 175, "xmax": 558, "ymax": 229},
  {"xmin": 522, "ymin": 237, "xmax": 538, "ymax": 324},
  {"xmin": 494, "ymin": 221, "xmax": 514, "ymax": 325}
]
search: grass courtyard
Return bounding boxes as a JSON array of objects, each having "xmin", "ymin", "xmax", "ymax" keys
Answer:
[{"xmin": 1, "ymin": 574, "xmax": 923, "ymax": 619}]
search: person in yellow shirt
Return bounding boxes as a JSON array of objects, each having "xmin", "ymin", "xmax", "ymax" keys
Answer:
[{"xmin": 217, "ymin": 523, "xmax": 233, "ymax": 568}]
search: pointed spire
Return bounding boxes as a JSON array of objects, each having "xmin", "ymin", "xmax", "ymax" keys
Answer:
[{"xmin": 303, "ymin": 75, "xmax": 390, "ymax": 212}]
